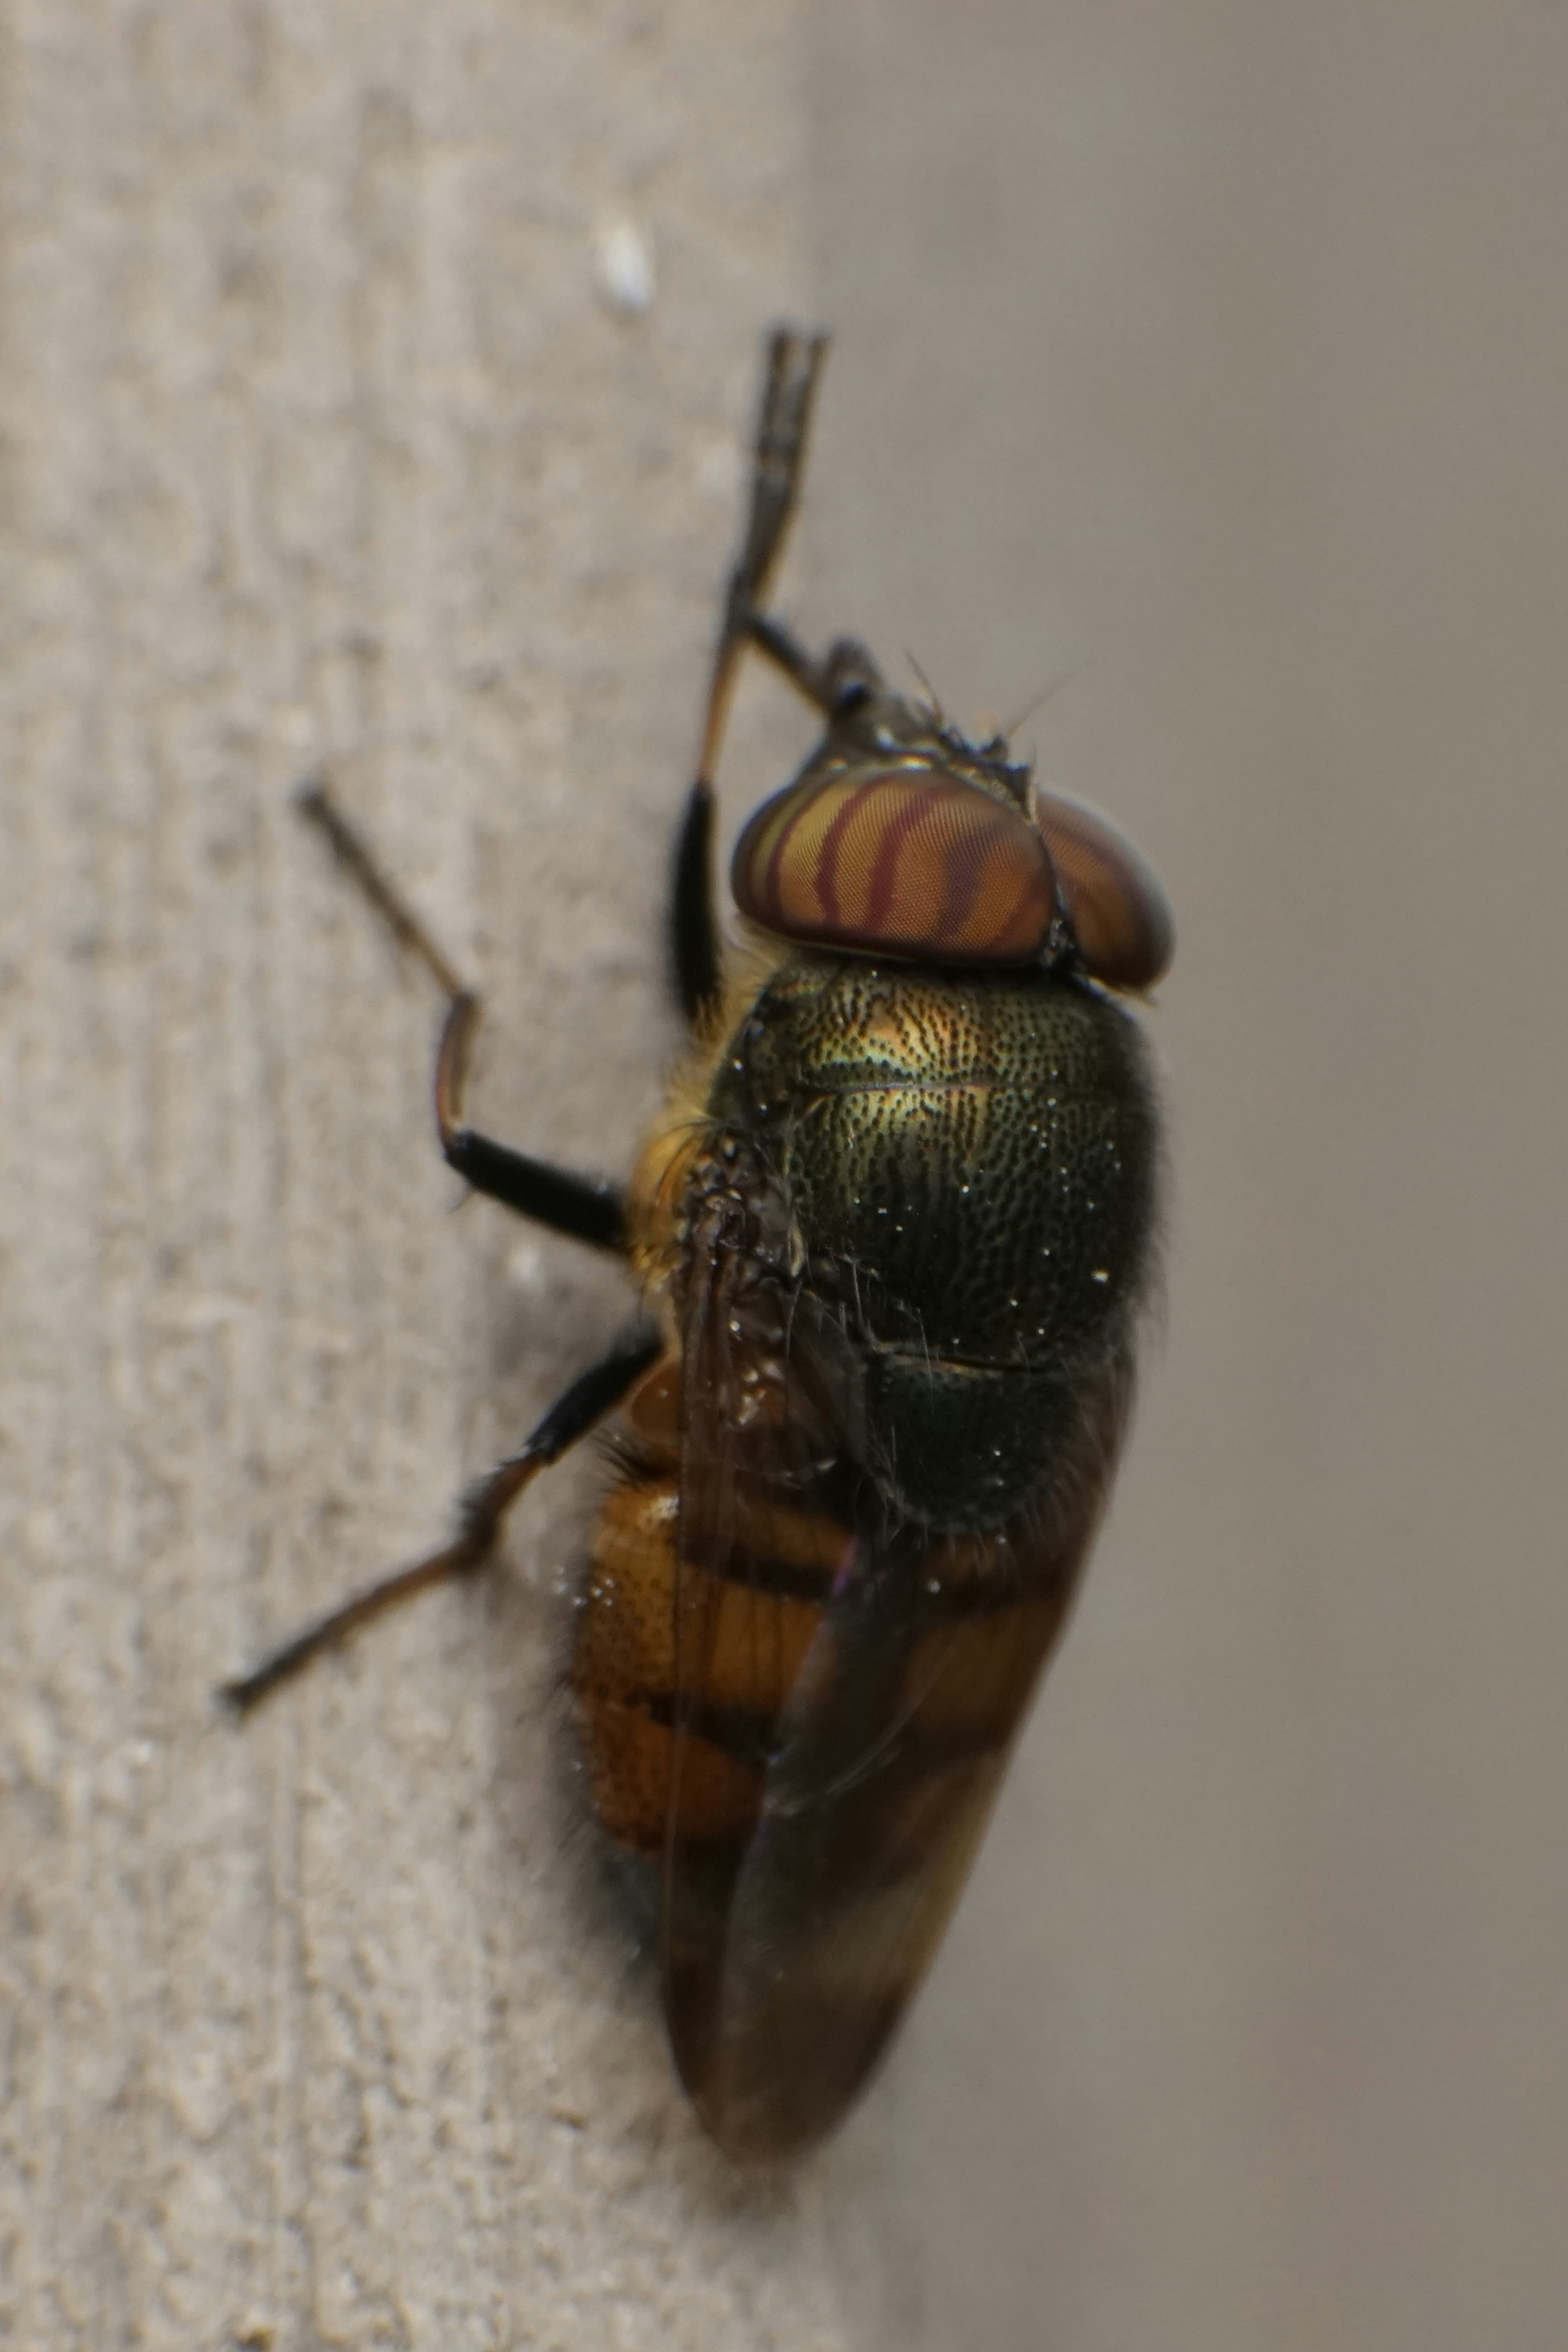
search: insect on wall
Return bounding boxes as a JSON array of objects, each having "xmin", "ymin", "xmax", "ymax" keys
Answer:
[{"xmin": 225, "ymin": 328, "xmax": 1174, "ymax": 2163}]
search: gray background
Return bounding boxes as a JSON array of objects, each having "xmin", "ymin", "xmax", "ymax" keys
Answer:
[
  {"xmin": 2, "ymin": 3, "xmax": 1566, "ymax": 2347},
  {"xmin": 811, "ymin": 9, "xmax": 1568, "ymax": 2347}
]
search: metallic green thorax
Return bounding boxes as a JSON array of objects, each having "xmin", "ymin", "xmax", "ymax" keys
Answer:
[{"xmin": 704, "ymin": 955, "xmax": 1158, "ymax": 1531}]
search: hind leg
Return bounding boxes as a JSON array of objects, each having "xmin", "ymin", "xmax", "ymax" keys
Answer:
[{"xmin": 221, "ymin": 1323, "xmax": 662, "ymax": 1711}]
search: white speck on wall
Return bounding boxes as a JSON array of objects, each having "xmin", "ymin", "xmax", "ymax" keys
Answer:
[
  {"xmin": 695, "ymin": 434, "xmax": 744, "ymax": 503},
  {"xmin": 507, "ymin": 1238, "xmax": 548, "ymax": 1293},
  {"xmin": 594, "ymin": 216, "xmax": 656, "ymax": 316}
]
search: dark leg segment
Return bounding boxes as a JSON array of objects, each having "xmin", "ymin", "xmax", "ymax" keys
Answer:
[
  {"xmin": 441, "ymin": 1127, "xmax": 626, "ymax": 1252},
  {"xmin": 741, "ymin": 617, "xmax": 884, "ymax": 717},
  {"xmin": 665, "ymin": 329, "xmax": 898, "ymax": 1036},
  {"xmin": 670, "ymin": 780, "xmax": 721, "ymax": 1029},
  {"xmin": 220, "ymin": 1322, "xmax": 663, "ymax": 1711},
  {"xmin": 664, "ymin": 329, "xmax": 832, "ymax": 1034},
  {"xmin": 297, "ymin": 780, "xmax": 629, "ymax": 1253},
  {"xmin": 697, "ymin": 328, "xmax": 831, "ymax": 784}
]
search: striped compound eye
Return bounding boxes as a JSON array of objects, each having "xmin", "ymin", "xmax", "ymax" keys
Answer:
[
  {"xmin": 731, "ymin": 766, "xmax": 1058, "ymax": 966},
  {"xmin": 1032, "ymin": 789, "xmax": 1174, "ymax": 991}
]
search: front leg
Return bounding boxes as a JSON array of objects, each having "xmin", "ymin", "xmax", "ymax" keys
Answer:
[
  {"xmin": 298, "ymin": 780, "xmax": 629, "ymax": 1253},
  {"xmin": 667, "ymin": 331, "xmax": 835, "ymax": 1036}
]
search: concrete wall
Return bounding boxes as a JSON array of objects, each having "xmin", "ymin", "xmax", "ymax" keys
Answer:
[
  {"xmin": 4, "ymin": 4, "xmax": 1567, "ymax": 2347},
  {"xmin": 0, "ymin": 7, "xmax": 854, "ymax": 2346}
]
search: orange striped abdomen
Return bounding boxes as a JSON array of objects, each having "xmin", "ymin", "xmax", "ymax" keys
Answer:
[
  {"xmin": 572, "ymin": 1468, "xmax": 770, "ymax": 1853},
  {"xmin": 569, "ymin": 1356, "xmax": 844, "ymax": 1860},
  {"xmin": 569, "ymin": 1374, "xmax": 1090, "ymax": 1895}
]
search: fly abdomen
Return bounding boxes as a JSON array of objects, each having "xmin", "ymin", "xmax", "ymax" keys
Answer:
[
  {"xmin": 572, "ymin": 1448, "xmax": 1072, "ymax": 1864},
  {"xmin": 571, "ymin": 1459, "xmax": 846, "ymax": 1860}
]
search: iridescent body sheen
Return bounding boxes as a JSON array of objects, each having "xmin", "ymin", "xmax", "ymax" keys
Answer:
[
  {"xmin": 570, "ymin": 943, "xmax": 1158, "ymax": 2155},
  {"xmin": 566, "ymin": 350, "xmax": 1174, "ymax": 2154},
  {"xmin": 551, "ymin": 323, "xmax": 1172, "ymax": 2152}
]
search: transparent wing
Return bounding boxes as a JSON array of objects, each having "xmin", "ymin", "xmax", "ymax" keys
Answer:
[{"xmin": 662, "ymin": 1219, "xmax": 1134, "ymax": 2160}]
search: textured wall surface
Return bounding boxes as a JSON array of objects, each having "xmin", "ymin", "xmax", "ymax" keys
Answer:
[{"xmin": 0, "ymin": 6, "xmax": 864, "ymax": 2346}]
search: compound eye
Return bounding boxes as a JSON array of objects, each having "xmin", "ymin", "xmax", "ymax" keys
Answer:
[
  {"xmin": 1033, "ymin": 789, "xmax": 1174, "ymax": 990},
  {"xmin": 732, "ymin": 766, "xmax": 1056, "ymax": 964}
]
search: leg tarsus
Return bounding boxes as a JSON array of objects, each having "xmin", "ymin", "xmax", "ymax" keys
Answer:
[
  {"xmin": 296, "ymin": 777, "xmax": 468, "ymax": 1000},
  {"xmin": 220, "ymin": 1323, "xmax": 663, "ymax": 1713},
  {"xmin": 696, "ymin": 329, "xmax": 829, "ymax": 784},
  {"xmin": 665, "ymin": 328, "xmax": 834, "ymax": 1034}
]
